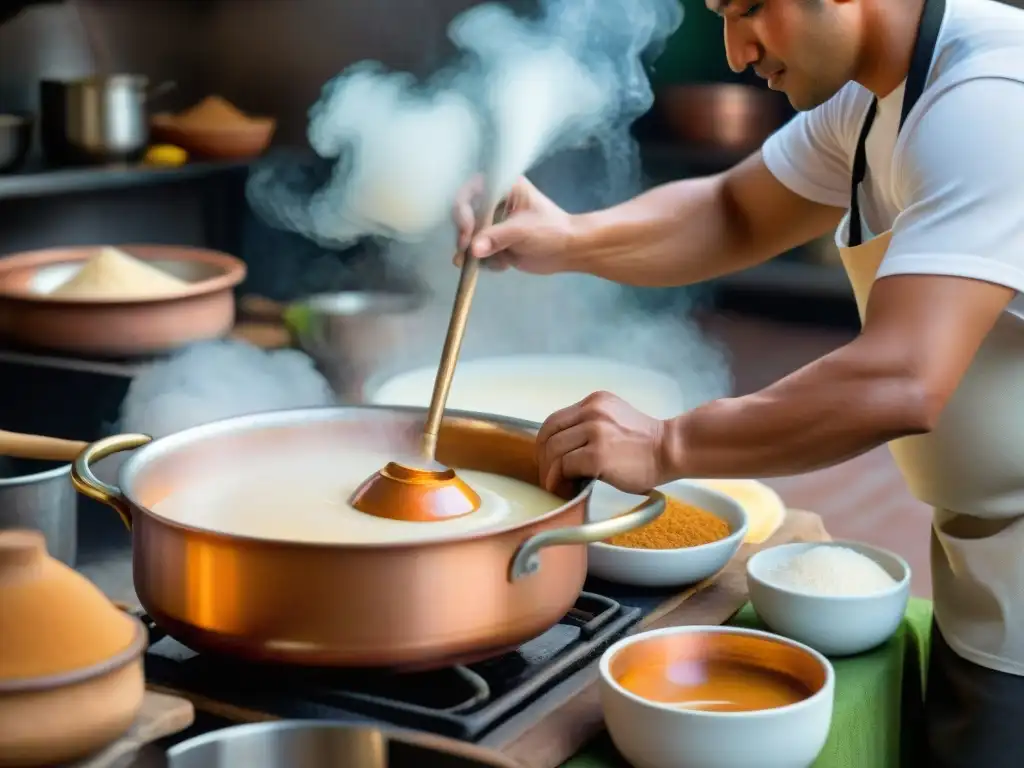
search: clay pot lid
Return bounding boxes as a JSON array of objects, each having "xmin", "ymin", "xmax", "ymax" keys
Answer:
[{"xmin": 0, "ymin": 530, "xmax": 143, "ymax": 688}]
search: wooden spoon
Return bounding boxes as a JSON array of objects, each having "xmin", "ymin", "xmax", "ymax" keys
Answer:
[{"xmin": 0, "ymin": 430, "xmax": 89, "ymax": 463}]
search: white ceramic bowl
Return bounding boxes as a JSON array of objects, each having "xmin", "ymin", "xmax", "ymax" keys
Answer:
[
  {"xmin": 599, "ymin": 625, "xmax": 834, "ymax": 768},
  {"xmin": 586, "ymin": 480, "xmax": 748, "ymax": 588},
  {"xmin": 746, "ymin": 541, "xmax": 911, "ymax": 657}
]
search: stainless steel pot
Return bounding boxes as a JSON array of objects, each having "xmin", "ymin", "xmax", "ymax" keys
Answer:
[
  {"xmin": 131, "ymin": 722, "xmax": 518, "ymax": 768},
  {"xmin": 239, "ymin": 290, "xmax": 429, "ymax": 403},
  {"xmin": 0, "ymin": 457, "xmax": 76, "ymax": 566},
  {"xmin": 40, "ymin": 75, "xmax": 175, "ymax": 165},
  {"xmin": 70, "ymin": 406, "xmax": 664, "ymax": 669}
]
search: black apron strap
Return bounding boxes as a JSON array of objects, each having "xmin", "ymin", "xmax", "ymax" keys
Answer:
[{"xmin": 847, "ymin": 0, "xmax": 945, "ymax": 247}]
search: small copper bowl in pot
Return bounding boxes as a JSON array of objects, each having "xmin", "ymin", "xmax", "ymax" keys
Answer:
[{"xmin": 71, "ymin": 406, "xmax": 665, "ymax": 670}]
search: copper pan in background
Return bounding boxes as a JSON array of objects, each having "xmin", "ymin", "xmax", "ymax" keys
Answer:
[
  {"xmin": 70, "ymin": 406, "xmax": 666, "ymax": 670},
  {"xmin": 656, "ymin": 83, "xmax": 791, "ymax": 154},
  {"xmin": 0, "ymin": 245, "xmax": 246, "ymax": 358}
]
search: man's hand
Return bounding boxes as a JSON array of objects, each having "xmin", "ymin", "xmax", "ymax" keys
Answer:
[
  {"xmin": 536, "ymin": 391, "xmax": 670, "ymax": 494},
  {"xmin": 452, "ymin": 175, "xmax": 577, "ymax": 274}
]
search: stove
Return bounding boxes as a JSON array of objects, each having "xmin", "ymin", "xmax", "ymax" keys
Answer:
[{"xmin": 142, "ymin": 591, "xmax": 643, "ymax": 742}]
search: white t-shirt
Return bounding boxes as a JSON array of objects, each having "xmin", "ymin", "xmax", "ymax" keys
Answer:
[
  {"xmin": 763, "ymin": 0, "xmax": 1024, "ymax": 677},
  {"xmin": 762, "ymin": 0, "xmax": 1024, "ymax": 314}
]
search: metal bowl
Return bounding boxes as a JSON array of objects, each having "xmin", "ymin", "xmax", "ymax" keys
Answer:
[
  {"xmin": 132, "ymin": 721, "xmax": 517, "ymax": 768},
  {"xmin": 284, "ymin": 290, "xmax": 428, "ymax": 402}
]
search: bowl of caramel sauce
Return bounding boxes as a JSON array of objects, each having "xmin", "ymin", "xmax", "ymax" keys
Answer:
[{"xmin": 599, "ymin": 626, "xmax": 834, "ymax": 768}]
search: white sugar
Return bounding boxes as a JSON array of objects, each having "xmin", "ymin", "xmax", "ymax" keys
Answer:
[{"xmin": 768, "ymin": 545, "xmax": 897, "ymax": 597}]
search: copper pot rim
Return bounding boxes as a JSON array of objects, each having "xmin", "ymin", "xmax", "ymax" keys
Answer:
[
  {"xmin": 0, "ymin": 244, "xmax": 247, "ymax": 305},
  {"xmin": 0, "ymin": 615, "xmax": 147, "ymax": 695},
  {"xmin": 116, "ymin": 404, "xmax": 596, "ymax": 551},
  {"xmin": 599, "ymin": 624, "xmax": 834, "ymax": 719}
]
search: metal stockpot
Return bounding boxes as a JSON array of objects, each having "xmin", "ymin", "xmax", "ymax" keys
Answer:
[
  {"xmin": 71, "ymin": 406, "xmax": 664, "ymax": 670},
  {"xmin": 238, "ymin": 290, "xmax": 428, "ymax": 403},
  {"xmin": 131, "ymin": 721, "xmax": 518, "ymax": 768},
  {"xmin": 0, "ymin": 458, "xmax": 76, "ymax": 566},
  {"xmin": 40, "ymin": 75, "xmax": 174, "ymax": 165}
]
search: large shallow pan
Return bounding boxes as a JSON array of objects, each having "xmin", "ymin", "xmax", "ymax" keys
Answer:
[
  {"xmin": 366, "ymin": 354, "xmax": 687, "ymax": 421},
  {"xmin": 0, "ymin": 245, "xmax": 245, "ymax": 357},
  {"xmin": 71, "ymin": 406, "xmax": 664, "ymax": 670}
]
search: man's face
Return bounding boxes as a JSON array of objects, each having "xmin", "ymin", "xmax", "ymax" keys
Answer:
[{"xmin": 708, "ymin": 0, "xmax": 860, "ymax": 111}]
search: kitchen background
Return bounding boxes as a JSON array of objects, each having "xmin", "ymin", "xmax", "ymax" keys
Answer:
[{"xmin": 5, "ymin": 0, "xmax": 1015, "ymax": 597}]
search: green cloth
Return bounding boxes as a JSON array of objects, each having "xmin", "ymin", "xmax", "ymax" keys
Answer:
[{"xmin": 563, "ymin": 599, "xmax": 934, "ymax": 768}]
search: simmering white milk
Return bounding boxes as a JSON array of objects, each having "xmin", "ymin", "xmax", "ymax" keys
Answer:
[
  {"xmin": 150, "ymin": 450, "xmax": 564, "ymax": 544},
  {"xmin": 371, "ymin": 355, "xmax": 686, "ymax": 423}
]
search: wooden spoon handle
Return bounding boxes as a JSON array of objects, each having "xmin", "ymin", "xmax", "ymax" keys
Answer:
[{"xmin": 0, "ymin": 430, "xmax": 89, "ymax": 463}]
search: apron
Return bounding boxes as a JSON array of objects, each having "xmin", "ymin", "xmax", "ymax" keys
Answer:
[{"xmin": 838, "ymin": 0, "xmax": 1024, "ymax": 762}]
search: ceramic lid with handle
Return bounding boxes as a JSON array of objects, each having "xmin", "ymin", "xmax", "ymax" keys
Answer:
[{"xmin": 0, "ymin": 529, "xmax": 142, "ymax": 687}]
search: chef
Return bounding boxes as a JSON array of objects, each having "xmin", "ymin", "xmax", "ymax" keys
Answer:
[{"xmin": 454, "ymin": 0, "xmax": 1024, "ymax": 763}]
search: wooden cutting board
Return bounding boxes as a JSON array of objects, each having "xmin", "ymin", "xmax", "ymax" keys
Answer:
[
  {"xmin": 68, "ymin": 691, "xmax": 194, "ymax": 768},
  {"xmin": 494, "ymin": 509, "xmax": 831, "ymax": 768}
]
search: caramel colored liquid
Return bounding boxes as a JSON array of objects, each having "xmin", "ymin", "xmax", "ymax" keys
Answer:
[{"xmin": 618, "ymin": 659, "xmax": 811, "ymax": 713}]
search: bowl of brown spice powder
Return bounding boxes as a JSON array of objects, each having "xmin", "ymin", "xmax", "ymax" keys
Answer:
[{"xmin": 586, "ymin": 480, "xmax": 748, "ymax": 588}]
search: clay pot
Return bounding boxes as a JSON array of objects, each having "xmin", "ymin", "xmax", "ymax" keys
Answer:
[{"xmin": 0, "ymin": 530, "xmax": 147, "ymax": 767}]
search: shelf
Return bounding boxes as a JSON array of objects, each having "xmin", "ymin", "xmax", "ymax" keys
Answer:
[{"xmin": 0, "ymin": 159, "xmax": 251, "ymax": 202}]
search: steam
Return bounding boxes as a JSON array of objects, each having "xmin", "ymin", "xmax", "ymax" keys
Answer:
[
  {"xmin": 248, "ymin": 0, "xmax": 686, "ymax": 243},
  {"xmin": 120, "ymin": 0, "xmax": 732, "ymax": 438},
  {"xmin": 120, "ymin": 341, "xmax": 334, "ymax": 439}
]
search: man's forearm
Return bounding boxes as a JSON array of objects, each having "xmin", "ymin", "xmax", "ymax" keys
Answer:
[
  {"xmin": 565, "ymin": 175, "xmax": 747, "ymax": 287},
  {"xmin": 660, "ymin": 339, "xmax": 937, "ymax": 479},
  {"xmin": 560, "ymin": 154, "xmax": 843, "ymax": 289}
]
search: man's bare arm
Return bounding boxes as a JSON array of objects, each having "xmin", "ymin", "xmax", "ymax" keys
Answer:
[
  {"xmin": 564, "ymin": 152, "xmax": 844, "ymax": 287},
  {"xmin": 659, "ymin": 275, "xmax": 1014, "ymax": 478}
]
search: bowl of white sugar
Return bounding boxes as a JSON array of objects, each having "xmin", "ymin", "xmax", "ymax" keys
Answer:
[{"xmin": 746, "ymin": 541, "xmax": 911, "ymax": 657}]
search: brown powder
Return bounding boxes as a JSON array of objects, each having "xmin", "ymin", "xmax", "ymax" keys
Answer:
[
  {"xmin": 606, "ymin": 496, "xmax": 730, "ymax": 549},
  {"xmin": 175, "ymin": 95, "xmax": 252, "ymax": 129}
]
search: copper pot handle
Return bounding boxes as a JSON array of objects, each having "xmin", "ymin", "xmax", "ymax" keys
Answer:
[
  {"xmin": 509, "ymin": 489, "xmax": 667, "ymax": 581},
  {"xmin": 71, "ymin": 433, "xmax": 153, "ymax": 531}
]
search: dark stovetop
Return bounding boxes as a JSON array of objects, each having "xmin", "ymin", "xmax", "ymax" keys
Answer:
[{"xmin": 143, "ymin": 590, "xmax": 648, "ymax": 743}]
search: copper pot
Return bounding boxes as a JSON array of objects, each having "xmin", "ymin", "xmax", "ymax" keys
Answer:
[
  {"xmin": 70, "ymin": 406, "xmax": 664, "ymax": 670},
  {"xmin": 657, "ymin": 84, "xmax": 790, "ymax": 152}
]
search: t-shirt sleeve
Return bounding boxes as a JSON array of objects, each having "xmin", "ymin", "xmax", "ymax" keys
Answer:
[
  {"xmin": 760, "ymin": 93, "xmax": 857, "ymax": 209},
  {"xmin": 878, "ymin": 77, "xmax": 1024, "ymax": 295}
]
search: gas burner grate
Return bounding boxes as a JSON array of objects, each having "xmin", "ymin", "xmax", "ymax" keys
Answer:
[{"xmin": 143, "ymin": 591, "xmax": 641, "ymax": 740}]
